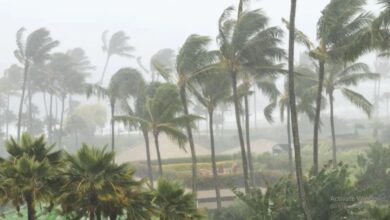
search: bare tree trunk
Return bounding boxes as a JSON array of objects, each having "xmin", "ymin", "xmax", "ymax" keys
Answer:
[
  {"xmin": 43, "ymin": 92, "xmax": 48, "ymax": 116},
  {"xmin": 329, "ymin": 91, "xmax": 337, "ymax": 168},
  {"xmin": 48, "ymin": 93, "xmax": 53, "ymax": 143},
  {"xmin": 25, "ymin": 194, "xmax": 36, "ymax": 220},
  {"xmin": 244, "ymin": 94, "xmax": 255, "ymax": 186},
  {"xmin": 313, "ymin": 60, "xmax": 325, "ymax": 176},
  {"xmin": 231, "ymin": 71, "xmax": 250, "ymax": 193},
  {"xmin": 208, "ymin": 110, "xmax": 221, "ymax": 209},
  {"xmin": 179, "ymin": 87, "xmax": 197, "ymax": 194},
  {"xmin": 6, "ymin": 94, "xmax": 10, "ymax": 139},
  {"xmin": 153, "ymin": 132, "xmax": 163, "ymax": 177},
  {"xmin": 100, "ymin": 55, "xmax": 111, "ymax": 84},
  {"xmin": 17, "ymin": 61, "xmax": 29, "ymax": 142},
  {"xmin": 59, "ymin": 94, "xmax": 66, "ymax": 148},
  {"xmin": 27, "ymin": 81, "xmax": 33, "ymax": 133},
  {"xmin": 143, "ymin": 129, "xmax": 154, "ymax": 187},
  {"xmin": 287, "ymin": 106, "xmax": 294, "ymax": 175},
  {"xmin": 288, "ymin": 0, "xmax": 312, "ymax": 219},
  {"xmin": 111, "ymin": 101, "xmax": 115, "ymax": 152}
]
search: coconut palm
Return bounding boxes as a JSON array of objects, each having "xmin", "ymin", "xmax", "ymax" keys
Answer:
[
  {"xmin": 100, "ymin": 30, "xmax": 134, "ymax": 84},
  {"xmin": 191, "ymin": 70, "xmax": 231, "ymax": 209},
  {"xmin": 48, "ymin": 49, "xmax": 92, "ymax": 147},
  {"xmin": 115, "ymin": 83, "xmax": 199, "ymax": 177},
  {"xmin": 152, "ymin": 35, "xmax": 216, "ymax": 193},
  {"xmin": 152, "ymin": 178, "xmax": 203, "ymax": 220},
  {"xmin": 60, "ymin": 144, "xmax": 142, "ymax": 220},
  {"xmin": 323, "ymin": 62, "xmax": 378, "ymax": 167},
  {"xmin": 0, "ymin": 65, "xmax": 22, "ymax": 138},
  {"xmin": 217, "ymin": 3, "xmax": 285, "ymax": 192},
  {"xmin": 2, "ymin": 133, "xmax": 62, "ymax": 220},
  {"xmin": 87, "ymin": 67, "xmax": 145, "ymax": 151},
  {"xmin": 14, "ymin": 28, "xmax": 59, "ymax": 142},
  {"xmin": 287, "ymin": 0, "xmax": 312, "ymax": 218},
  {"xmin": 283, "ymin": 0, "xmax": 372, "ymax": 175}
]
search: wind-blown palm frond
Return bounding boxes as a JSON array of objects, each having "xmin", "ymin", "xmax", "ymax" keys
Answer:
[
  {"xmin": 341, "ymin": 88, "xmax": 373, "ymax": 117},
  {"xmin": 264, "ymin": 101, "xmax": 277, "ymax": 123}
]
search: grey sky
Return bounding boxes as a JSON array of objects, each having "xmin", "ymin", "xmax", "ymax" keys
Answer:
[
  {"xmin": 0, "ymin": 0, "xmax": 385, "ymax": 121},
  {"xmin": 0, "ymin": 0, "xmax": 336, "ymax": 82}
]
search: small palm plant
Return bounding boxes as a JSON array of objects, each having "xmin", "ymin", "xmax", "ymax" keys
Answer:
[
  {"xmin": 59, "ymin": 144, "xmax": 144, "ymax": 220},
  {"xmin": 1, "ymin": 133, "xmax": 62, "ymax": 220},
  {"xmin": 152, "ymin": 178, "xmax": 203, "ymax": 220}
]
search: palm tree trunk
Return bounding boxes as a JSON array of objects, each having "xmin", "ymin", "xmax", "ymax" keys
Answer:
[
  {"xmin": 231, "ymin": 71, "xmax": 250, "ymax": 193},
  {"xmin": 109, "ymin": 214, "xmax": 117, "ymax": 220},
  {"xmin": 100, "ymin": 55, "xmax": 111, "ymax": 84},
  {"xmin": 253, "ymin": 86, "xmax": 257, "ymax": 130},
  {"xmin": 287, "ymin": 106, "xmax": 294, "ymax": 175},
  {"xmin": 244, "ymin": 94, "xmax": 255, "ymax": 186},
  {"xmin": 89, "ymin": 209, "xmax": 95, "ymax": 220},
  {"xmin": 27, "ymin": 81, "xmax": 33, "ymax": 133},
  {"xmin": 17, "ymin": 61, "xmax": 29, "ymax": 142},
  {"xmin": 25, "ymin": 194, "xmax": 36, "ymax": 220},
  {"xmin": 288, "ymin": 0, "xmax": 312, "ymax": 219},
  {"xmin": 329, "ymin": 91, "xmax": 337, "ymax": 168},
  {"xmin": 179, "ymin": 86, "xmax": 198, "ymax": 193},
  {"xmin": 43, "ymin": 91, "xmax": 48, "ymax": 116},
  {"xmin": 111, "ymin": 100, "xmax": 115, "ymax": 152},
  {"xmin": 6, "ymin": 93, "xmax": 10, "ymax": 139},
  {"xmin": 59, "ymin": 94, "xmax": 66, "ymax": 148},
  {"xmin": 153, "ymin": 132, "xmax": 163, "ymax": 177},
  {"xmin": 48, "ymin": 93, "xmax": 53, "ymax": 143},
  {"xmin": 208, "ymin": 110, "xmax": 221, "ymax": 209},
  {"xmin": 143, "ymin": 129, "xmax": 154, "ymax": 187},
  {"xmin": 313, "ymin": 60, "xmax": 325, "ymax": 176}
]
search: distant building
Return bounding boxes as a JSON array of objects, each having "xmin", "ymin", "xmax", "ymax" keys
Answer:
[{"xmin": 272, "ymin": 144, "xmax": 290, "ymax": 154}]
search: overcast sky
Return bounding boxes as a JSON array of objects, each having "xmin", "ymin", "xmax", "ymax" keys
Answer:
[
  {"xmin": 0, "ymin": 0, "xmax": 385, "ymax": 120},
  {"xmin": 0, "ymin": 0, "xmax": 350, "ymax": 82}
]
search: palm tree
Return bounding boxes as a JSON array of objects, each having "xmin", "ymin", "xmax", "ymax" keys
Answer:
[
  {"xmin": 217, "ymin": 3, "xmax": 284, "ymax": 192},
  {"xmin": 100, "ymin": 31, "xmax": 134, "ymax": 84},
  {"xmin": 152, "ymin": 178, "xmax": 203, "ymax": 220},
  {"xmin": 192, "ymin": 70, "xmax": 231, "ymax": 209},
  {"xmin": 115, "ymin": 83, "xmax": 199, "ymax": 177},
  {"xmin": 323, "ymin": 62, "xmax": 378, "ymax": 167},
  {"xmin": 14, "ymin": 28, "xmax": 59, "ymax": 142},
  {"xmin": 276, "ymin": 67, "xmax": 317, "ymax": 175},
  {"xmin": 60, "ymin": 144, "xmax": 142, "ymax": 220},
  {"xmin": 283, "ymin": 0, "xmax": 372, "ymax": 175},
  {"xmin": 0, "ymin": 65, "xmax": 22, "ymax": 138},
  {"xmin": 49, "ymin": 49, "xmax": 92, "ymax": 147},
  {"xmin": 152, "ymin": 35, "xmax": 216, "ymax": 193},
  {"xmin": 87, "ymin": 67, "xmax": 144, "ymax": 151},
  {"xmin": 287, "ymin": 0, "xmax": 312, "ymax": 218},
  {"xmin": 2, "ymin": 133, "xmax": 62, "ymax": 220}
]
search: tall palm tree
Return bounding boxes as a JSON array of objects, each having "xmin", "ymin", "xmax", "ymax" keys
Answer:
[
  {"xmin": 287, "ymin": 0, "xmax": 312, "ymax": 219},
  {"xmin": 152, "ymin": 178, "xmax": 203, "ymax": 220},
  {"xmin": 2, "ymin": 133, "xmax": 62, "ymax": 220},
  {"xmin": 276, "ymin": 67, "xmax": 317, "ymax": 175},
  {"xmin": 100, "ymin": 31, "xmax": 134, "ymax": 84},
  {"xmin": 14, "ymin": 28, "xmax": 59, "ymax": 142},
  {"xmin": 192, "ymin": 70, "xmax": 231, "ymax": 209},
  {"xmin": 49, "ymin": 49, "xmax": 92, "ymax": 147},
  {"xmin": 60, "ymin": 144, "xmax": 142, "ymax": 220},
  {"xmin": 323, "ymin": 62, "xmax": 378, "ymax": 167},
  {"xmin": 152, "ymin": 35, "xmax": 216, "ymax": 193},
  {"xmin": 115, "ymin": 83, "xmax": 199, "ymax": 177},
  {"xmin": 283, "ymin": 0, "xmax": 372, "ymax": 175},
  {"xmin": 87, "ymin": 68, "xmax": 144, "ymax": 151},
  {"xmin": 217, "ymin": 4, "xmax": 284, "ymax": 192}
]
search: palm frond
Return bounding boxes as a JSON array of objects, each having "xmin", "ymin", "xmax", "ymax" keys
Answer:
[{"xmin": 341, "ymin": 88, "xmax": 373, "ymax": 117}]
